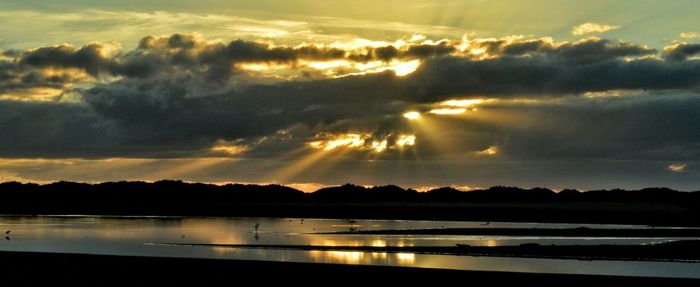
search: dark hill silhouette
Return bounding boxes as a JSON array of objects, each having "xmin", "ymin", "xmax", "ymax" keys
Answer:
[
  {"xmin": 0, "ymin": 180, "xmax": 698, "ymax": 225},
  {"xmin": 426, "ymin": 186, "xmax": 557, "ymax": 202},
  {"xmin": 313, "ymin": 184, "xmax": 418, "ymax": 201},
  {"xmin": 2, "ymin": 180, "xmax": 697, "ymax": 204}
]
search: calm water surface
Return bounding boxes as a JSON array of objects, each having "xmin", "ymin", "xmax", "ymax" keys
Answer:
[{"xmin": 0, "ymin": 216, "xmax": 698, "ymax": 278}]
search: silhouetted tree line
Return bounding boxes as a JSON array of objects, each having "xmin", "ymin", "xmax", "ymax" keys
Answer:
[
  {"xmin": 1, "ymin": 181, "xmax": 699, "ymax": 224},
  {"xmin": 0, "ymin": 180, "xmax": 697, "ymax": 204}
]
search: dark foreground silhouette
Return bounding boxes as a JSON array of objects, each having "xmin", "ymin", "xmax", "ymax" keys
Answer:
[
  {"xmin": 0, "ymin": 251, "xmax": 696, "ymax": 285},
  {"xmin": 1, "ymin": 181, "xmax": 699, "ymax": 225},
  {"xmin": 327, "ymin": 227, "xmax": 700, "ymax": 237}
]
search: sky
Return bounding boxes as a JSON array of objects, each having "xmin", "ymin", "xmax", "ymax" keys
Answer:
[{"xmin": 1, "ymin": 0, "xmax": 700, "ymax": 191}]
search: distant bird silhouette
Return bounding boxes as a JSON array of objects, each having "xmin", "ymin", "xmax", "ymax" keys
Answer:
[
  {"xmin": 348, "ymin": 219, "xmax": 358, "ymax": 232},
  {"xmin": 254, "ymin": 223, "xmax": 260, "ymax": 233},
  {"xmin": 5, "ymin": 230, "xmax": 9, "ymax": 235}
]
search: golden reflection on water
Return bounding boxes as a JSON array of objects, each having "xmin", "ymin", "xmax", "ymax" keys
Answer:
[
  {"xmin": 396, "ymin": 253, "xmax": 416, "ymax": 264},
  {"xmin": 309, "ymin": 250, "xmax": 416, "ymax": 265},
  {"xmin": 308, "ymin": 238, "xmax": 416, "ymax": 265},
  {"xmin": 329, "ymin": 251, "xmax": 364, "ymax": 264},
  {"xmin": 371, "ymin": 239, "xmax": 387, "ymax": 247},
  {"xmin": 371, "ymin": 252, "xmax": 388, "ymax": 259}
]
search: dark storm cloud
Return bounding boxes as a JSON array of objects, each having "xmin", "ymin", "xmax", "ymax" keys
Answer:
[
  {"xmin": 0, "ymin": 101, "xmax": 110, "ymax": 157},
  {"xmin": 98, "ymin": 34, "xmax": 455, "ymax": 81},
  {"xmin": 406, "ymin": 40, "xmax": 696, "ymax": 98},
  {"xmin": 405, "ymin": 42, "xmax": 456, "ymax": 58},
  {"xmin": 80, "ymin": 71, "xmax": 406, "ymax": 141},
  {"xmin": 0, "ymin": 57, "xmax": 85, "ymax": 95},
  {"xmin": 478, "ymin": 38, "xmax": 656, "ymax": 63},
  {"xmin": 18, "ymin": 43, "xmax": 116, "ymax": 76},
  {"xmin": 347, "ymin": 42, "xmax": 455, "ymax": 63},
  {"xmin": 0, "ymin": 73, "xmax": 410, "ymax": 158},
  {"xmin": 0, "ymin": 35, "xmax": 667, "ymax": 96},
  {"xmin": 663, "ymin": 43, "xmax": 700, "ymax": 62},
  {"xmin": 409, "ymin": 56, "xmax": 700, "ymax": 98},
  {"xmin": 1, "ymin": 34, "xmax": 700, "ymax": 163},
  {"xmin": 203, "ymin": 39, "xmax": 347, "ymax": 62},
  {"xmin": 489, "ymin": 94, "xmax": 700, "ymax": 161},
  {"xmin": 372, "ymin": 45, "xmax": 400, "ymax": 62},
  {"xmin": 135, "ymin": 34, "xmax": 348, "ymax": 63}
]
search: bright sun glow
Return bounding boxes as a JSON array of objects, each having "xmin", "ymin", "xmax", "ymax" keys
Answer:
[
  {"xmin": 425, "ymin": 98, "xmax": 490, "ymax": 116},
  {"xmin": 441, "ymin": 99, "xmax": 485, "ymax": 107},
  {"xmin": 429, "ymin": 108, "xmax": 466, "ymax": 115},
  {"xmin": 309, "ymin": 133, "xmax": 416, "ymax": 153},
  {"xmin": 396, "ymin": 135, "xmax": 416, "ymax": 147},
  {"xmin": 477, "ymin": 146, "xmax": 499, "ymax": 156},
  {"xmin": 371, "ymin": 140, "xmax": 388, "ymax": 152},
  {"xmin": 309, "ymin": 134, "xmax": 365, "ymax": 151},
  {"xmin": 339, "ymin": 59, "xmax": 421, "ymax": 77},
  {"xmin": 211, "ymin": 142, "xmax": 248, "ymax": 155},
  {"xmin": 396, "ymin": 253, "xmax": 416, "ymax": 264},
  {"xmin": 305, "ymin": 60, "xmax": 351, "ymax": 70},
  {"xmin": 241, "ymin": 58, "xmax": 421, "ymax": 79},
  {"xmin": 391, "ymin": 59, "xmax": 421, "ymax": 76},
  {"xmin": 668, "ymin": 163, "xmax": 686, "ymax": 173},
  {"xmin": 236, "ymin": 62, "xmax": 291, "ymax": 72},
  {"xmin": 403, "ymin": 111, "xmax": 421, "ymax": 120}
]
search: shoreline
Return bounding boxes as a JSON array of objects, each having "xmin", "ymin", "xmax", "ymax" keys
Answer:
[
  {"xmin": 1, "ymin": 201, "xmax": 699, "ymax": 226},
  {"xmin": 326, "ymin": 227, "xmax": 700, "ymax": 236}
]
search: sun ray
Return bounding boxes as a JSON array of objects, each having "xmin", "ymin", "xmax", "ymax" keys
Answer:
[{"xmin": 267, "ymin": 148, "xmax": 333, "ymax": 183}]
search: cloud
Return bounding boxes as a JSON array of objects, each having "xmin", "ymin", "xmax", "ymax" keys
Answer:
[
  {"xmin": 0, "ymin": 170, "xmax": 36, "ymax": 183},
  {"xmin": 470, "ymin": 37, "xmax": 655, "ymax": 62},
  {"xmin": 1, "ymin": 33, "xmax": 700, "ymax": 177},
  {"xmin": 19, "ymin": 43, "xmax": 117, "ymax": 76},
  {"xmin": 680, "ymin": 32, "xmax": 700, "ymax": 39},
  {"xmin": 0, "ymin": 9, "xmax": 469, "ymax": 50},
  {"xmin": 668, "ymin": 163, "xmax": 687, "ymax": 173},
  {"xmin": 0, "ymin": 63, "xmax": 91, "ymax": 102},
  {"xmin": 572, "ymin": 23, "xmax": 620, "ymax": 36},
  {"xmin": 0, "ymin": 34, "xmax": 458, "ymax": 102},
  {"xmin": 3, "ymin": 34, "xmax": 668, "ymax": 101},
  {"xmin": 20, "ymin": 34, "xmax": 459, "ymax": 82},
  {"xmin": 490, "ymin": 93, "xmax": 700, "ymax": 161},
  {"xmin": 407, "ymin": 41, "xmax": 698, "ymax": 98},
  {"xmin": 663, "ymin": 43, "xmax": 700, "ymax": 61}
]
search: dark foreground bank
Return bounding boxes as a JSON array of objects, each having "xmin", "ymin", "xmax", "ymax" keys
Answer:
[
  {"xmin": 0, "ymin": 251, "xmax": 697, "ymax": 286},
  {"xmin": 329, "ymin": 227, "xmax": 700, "ymax": 237}
]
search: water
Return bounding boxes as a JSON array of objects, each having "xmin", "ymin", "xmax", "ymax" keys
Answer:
[{"xmin": 0, "ymin": 216, "xmax": 698, "ymax": 278}]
